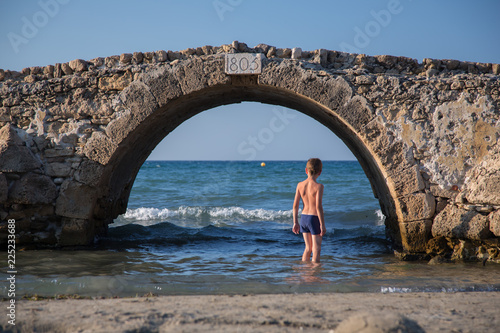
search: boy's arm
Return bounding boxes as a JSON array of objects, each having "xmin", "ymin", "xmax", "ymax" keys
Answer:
[
  {"xmin": 292, "ymin": 185, "xmax": 301, "ymax": 234},
  {"xmin": 316, "ymin": 184, "xmax": 326, "ymax": 236}
]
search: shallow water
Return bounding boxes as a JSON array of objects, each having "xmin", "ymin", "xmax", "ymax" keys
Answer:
[{"xmin": 3, "ymin": 161, "xmax": 500, "ymax": 297}]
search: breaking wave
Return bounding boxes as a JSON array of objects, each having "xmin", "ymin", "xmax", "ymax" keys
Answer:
[
  {"xmin": 375, "ymin": 209, "xmax": 386, "ymax": 226},
  {"xmin": 114, "ymin": 206, "xmax": 294, "ymax": 226}
]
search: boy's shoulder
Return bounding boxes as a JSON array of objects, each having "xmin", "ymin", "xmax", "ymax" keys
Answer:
[
  {"xmin": 296, "ymin": 179, "xmax": 310, "ymax": 189},
  {"xmin": 297, "ymin": 179, "xmax": 323, "ymax": 187}
]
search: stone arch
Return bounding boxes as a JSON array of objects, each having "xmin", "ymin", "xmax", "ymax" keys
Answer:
[
  {"xmin": 2, "ymin": 44, "xmax": 499, "ymax": 259},
  {"xmin": 81, "ymin": 55, "xmax": 412, "ymax": 250}
]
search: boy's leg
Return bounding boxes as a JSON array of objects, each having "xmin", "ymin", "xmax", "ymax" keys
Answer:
[
  {"xmin": 311, "ymin": 235, "xmax": 323, "ymax": 263},
  {"xmin": 302, "ymin": 233, "xmax": 312, "ymax": 261}
]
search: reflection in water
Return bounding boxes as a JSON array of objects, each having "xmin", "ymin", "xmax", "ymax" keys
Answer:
[{"xmin": 288, "ymin": 262, "xmax": 330, "ymax": 284}]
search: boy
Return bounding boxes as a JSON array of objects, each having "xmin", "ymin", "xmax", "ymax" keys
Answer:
[{"xmin": 292, "ymin": 158, "xmax": 326, "ymax": 263}]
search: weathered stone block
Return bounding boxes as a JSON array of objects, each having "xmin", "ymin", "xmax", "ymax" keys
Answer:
[
  {"xmin": 276, "ymin": 48, "xmax": 292, "ymax": 58},
  {"xmin": 98, "ymin": 71, "xmax": 133, "ymax": 91},
  {"xmin": 43, "ymin": 65, "xmax": 54, "ymax": 76},
  {"xmin": 53, "ymin": 63, "xmax": 61, "ymax": 78},
  {"xmin": 260, "ymin": 62, "xmax": 352, "ymax": 112},
  {"xmin": 142, "ymin": 67, "xmax": 182, "ymax": 108},
  {"xmin": 291, "ymin": 47, "xmax": 302, "ymax": 59},
  {"xmin": 388, "ymin": 165, "xmax": 425, "ymax": 197},
  {"xmin": 399, "ymin": 192, "xmax": 436, "ymax": 222},
  {"xmin": 424, "ymin": 95, "xmax": 497, "ymax": 188},
  {"xmin": 400, "ymin": 220, "xmax": 432, "ymax": 252},
  {"xmin": 377, "ymin": 140, "xmax": 415, "ymax": 176},
  {"xmin": 105, "ymin": 111, "xmax": 138, "ymax": 146},
  {"xmin": 167, "ymin": 50, "xmax": 182, "ymax": 61},
  {"xmin": 133, "ymin": 52, "xmax": 143, "ymax": 63},
  {"xmin": 83, "ymin": 131, "xmax": 117, "ymax": 165},
  {"xmin": 143, "ymin": 51, "xmax": 155, "ymax": 62},
  {"xmin": 74, "ymin": 159, "xmax": 104, "ymax": 187},
  {"xmin": 311, "ymin": 76, "xmax": 352, "ymax": 111},
  {"xmin": 61, "ymin": 63, "xmax": 73, "ymax": 75},
  {"xmin": 201, "ymin": 45, "xmax": 215, "ymax": 55},
  {"xmin": 336, "ymin": 95, "xmax": 374, "ymax": 132},
  {"xmin": 492, "ymin": 63, "xmax": 500, "ymax": 75},
  {"xmin": 69, "ymin": 59, "xmax": 87, "ymax": 72},
  {"xmin": 9, "ymin": 173, "xmax": 57, "ymax": 204},
  {"xmin": 0, "ymin": 143, "xmax": 42, "ymax": 173},
  {"xmin": 120, "ymin": 53, "xmax": 133, "ymax": 64},
  {"xmin": 489, "ymin": 210, "xmax": 500, "ymax": 237},
  {"xmin": 361, "ymin": 117, "xmax": 390, "ymax": 148},
  {"xmin": 89, "ymin": 57, "xmax": 104, "ymax": 67},
  {"xmin": 432, "ymin": 204, "xmax": 493, "ymax": 240},
  {"xmin": 45, "ymin": 162, "xmax": 72, "ymax": 177},
  {"xmin": 314, "ymin": 49, "xmax": 328, "ymax": 66},
  {"xmin": 360, "ymin": 117, "xmax": 416, "ymax": 177},
  {"xmin": 173, "ymin": 57, "xmax": 229, "ymax": 95},
  {"xmin": 156, "ymin": 50, "xmax": 167, "ymax": 62},
  {"xmin": 266, "ymin": 46, "xmax": 276, "ymax": 57},
  {"xmin": 105, "ymin": 56, "xmax": 119, "ymax": 67},
  {"xmin": 59, "ymin": 218, "xmax": 94, "ymax": 246},
  {"xmin": 55, "ymin": 180, "xmax": 98, "ymax": 219},
  {"xmin": 118, "ymin": 81, "xmax": 159, "ymax": 123},
  {"xmin": 105, "ymin": 84, "xmax": 160, "ymax": 146},
  {"xmin": 464, "ymin": 153, "xmax": 500, "ymax": 205}
]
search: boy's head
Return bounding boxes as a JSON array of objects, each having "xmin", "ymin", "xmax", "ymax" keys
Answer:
[{"xmin": 306, "ymin": 158, "xmax": 322, "ymax": 176}]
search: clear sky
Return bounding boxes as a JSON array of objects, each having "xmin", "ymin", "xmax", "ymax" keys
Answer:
[{"xmin": 1, "ymin": 0, "xmax": 499, "ymax": 161}]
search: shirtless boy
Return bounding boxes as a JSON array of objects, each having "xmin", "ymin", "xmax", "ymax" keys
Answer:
[{"xmin": 292, "ymin": 158, "xmax": 326, "ymax": 263}]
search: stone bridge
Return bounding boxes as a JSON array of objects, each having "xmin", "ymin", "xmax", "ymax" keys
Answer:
[{"xmin": 1, "ymin": 41, "xmax": 499, "ymax": 261}]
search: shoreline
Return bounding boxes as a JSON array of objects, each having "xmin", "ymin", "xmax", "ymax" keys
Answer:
[{"xmin": 2, "ymin": 291, "xmax": 499, "ymax": 332}]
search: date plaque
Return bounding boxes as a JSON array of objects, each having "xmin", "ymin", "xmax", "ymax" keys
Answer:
[{"xmin": 225, "ymin": 53, "xmax": 263, "ymax": 75}]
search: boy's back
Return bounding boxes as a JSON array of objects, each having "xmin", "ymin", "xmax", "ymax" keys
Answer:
[{"xmin": 296, "ymin": 178, "xmax": 323, "ymax": 216}]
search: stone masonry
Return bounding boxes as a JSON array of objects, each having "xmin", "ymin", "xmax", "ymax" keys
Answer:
[{"xmin": 0, "ymin": 41, "xmax": 499, "ymax": 262}]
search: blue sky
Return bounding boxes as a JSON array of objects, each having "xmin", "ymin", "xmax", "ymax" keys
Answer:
[{"xmin": 1, "ymin": 0, "xmax": 499, "ymax": 161}]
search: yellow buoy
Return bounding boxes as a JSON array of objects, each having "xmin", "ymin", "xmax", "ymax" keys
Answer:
[{"xmin": 261, "ymin": 162, "xmax": 266, "ymax": 167}]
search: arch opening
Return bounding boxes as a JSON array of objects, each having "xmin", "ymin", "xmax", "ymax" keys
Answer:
[
  {"xmin": 99, "ymin": 84, "xmax": 399, "ymax": 247},
  {"xmin": 147, "ymin": 102, "xmax": 356, "ymax": 161}
]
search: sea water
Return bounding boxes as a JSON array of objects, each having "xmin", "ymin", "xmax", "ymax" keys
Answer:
[{"xmin": 3, "ymin": 161, "xmax": 500, "ymax": 297}]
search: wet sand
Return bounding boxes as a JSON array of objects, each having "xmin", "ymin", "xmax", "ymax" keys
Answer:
[{"xmin": 2, "ymin": 292, "xmax": 499, "ymax": 332}]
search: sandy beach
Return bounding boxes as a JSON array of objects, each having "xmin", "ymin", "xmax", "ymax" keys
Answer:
[{"xmin": 1, "ymin": 292, "xmax": 499, "ymax": 332}]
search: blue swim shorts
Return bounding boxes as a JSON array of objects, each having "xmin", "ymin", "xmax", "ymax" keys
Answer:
[{"xmin": 300, "ymin": 214, "xmax": 321, "ymax": 235}]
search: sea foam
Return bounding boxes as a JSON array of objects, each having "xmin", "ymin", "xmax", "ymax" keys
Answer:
[
  {"xmin": 115, "ymin": 206, "xmax": 294, "ymax": 226},
  {"xmin": 375, "ymin": 209, "xmax": 386, "ymax": 226}
]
